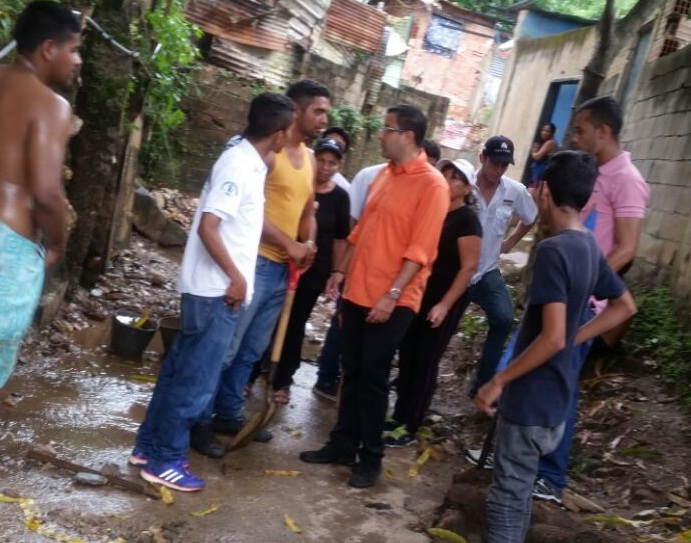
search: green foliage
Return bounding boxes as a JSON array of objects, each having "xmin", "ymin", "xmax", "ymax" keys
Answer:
[
  {"xmin": 328, "ymin": 102, "xmax": 363, "ymax": 136},
  {"xmin": 138, "ymin": 0, "xmax": 201, "ymax": 172},
  {"xmin": 0, "ymin": 0, "xmax": 27, "ymax": 46},
  {"xmin": 449, "ymin": 0, "xmax": 638, "ymax": 20},
  {"xmin": 362, "ymin": 113, "xmax": 383, "ymax": 137},
  {"xmin": 623, "ymin": 285, "xmax": 691, "ymax": 401}
]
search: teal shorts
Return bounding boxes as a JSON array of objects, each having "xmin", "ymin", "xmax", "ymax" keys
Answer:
[{"xmin": 0, "ymin": 220, "xmax": 45, "ymax": 387}]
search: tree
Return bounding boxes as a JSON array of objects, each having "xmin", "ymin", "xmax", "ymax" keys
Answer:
[{"xmin": 449, "ymin": 0, "xmax": 638, "ymax": 20}]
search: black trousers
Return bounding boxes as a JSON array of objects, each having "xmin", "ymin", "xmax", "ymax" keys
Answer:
[
  {"xmin": 328, "ymin": 300, "xmax": 415, "ymax": 466},
  {"xmin": 394, "ymin": 291, "xmax": 471, "ymax": 432}
]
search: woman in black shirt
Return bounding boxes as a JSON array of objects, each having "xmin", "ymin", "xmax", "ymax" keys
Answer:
[{"xmin": 386, "ymin": 158, "xmax": 482, "ymax": 446}]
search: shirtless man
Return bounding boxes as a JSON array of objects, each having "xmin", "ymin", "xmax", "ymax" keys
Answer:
[{"xmin": 0, "ymin": 1, "xmax": 81, "ymax": 387}]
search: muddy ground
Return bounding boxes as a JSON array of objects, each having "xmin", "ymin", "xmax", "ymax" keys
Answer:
[{"xmin": 1, "ymin": 234, "xmax": 691, "ymax": 543}]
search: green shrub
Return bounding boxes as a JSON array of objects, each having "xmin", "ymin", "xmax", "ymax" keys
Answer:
[{"xmin": 623, "ymin": 285, "xmax": 691, "ymax": 400}]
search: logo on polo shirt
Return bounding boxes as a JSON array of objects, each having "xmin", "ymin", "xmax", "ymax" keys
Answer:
[{"xmin": 222, "ymin": 181, "xmax": 238, "ymax": 197}]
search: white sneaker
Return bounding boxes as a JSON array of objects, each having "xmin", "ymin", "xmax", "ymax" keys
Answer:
[{"xmin": 464, "ymin": 447, "xmax": 494, "ymax": 469}]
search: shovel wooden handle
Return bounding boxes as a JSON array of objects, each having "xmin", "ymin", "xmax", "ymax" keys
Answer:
[{"xmin": 270, "ymin": 261, "xmax": 302, "ymax": 363}]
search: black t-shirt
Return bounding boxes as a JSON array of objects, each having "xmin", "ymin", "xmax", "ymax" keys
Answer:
[
  {"xmin": 300, "ymin": 184, "xmax": 350, "ymax": 290},
  {"xmin": 499, "ymin": 230, "xmax": 626, "ymax": 427},
  {"xmin": 421, "ymin": 205, "xmax": 482, "ymax": 308}
]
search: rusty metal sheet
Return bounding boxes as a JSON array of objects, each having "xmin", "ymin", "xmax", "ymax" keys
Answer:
[
  {"xmin": 208, "ymin": 37, "xmax": 294, "ymax": 86},
  {"xmin": 324, "ymin": 0, "xmax": 386, "ymax": 53},
  {"xmin": 186, "ymin": 0, "xmax": 327, "ymax": 50}
]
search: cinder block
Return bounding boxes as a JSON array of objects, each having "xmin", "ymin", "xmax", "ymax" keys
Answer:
[{"xmin": 660, "ymin": 213, "xmax": 688, "ymax": 243}]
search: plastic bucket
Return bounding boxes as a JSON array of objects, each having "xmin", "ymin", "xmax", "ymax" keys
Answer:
[
  {"xmin": 110, "ymin": 308, "xmax": 158, "ymax": 361},
  {"xmin": 159, "ymin": 315, "xmax": 180, "ymax": 356}
]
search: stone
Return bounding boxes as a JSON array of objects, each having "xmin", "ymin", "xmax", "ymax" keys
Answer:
[
  {"xmin": 74, "ymin": 472, "xmax": 108, "ymax": 486},
  {"xmin": 157, "ymin": 221, "xmax": 188, "ymax": 247}
]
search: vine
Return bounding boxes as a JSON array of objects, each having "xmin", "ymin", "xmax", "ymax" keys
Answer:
[{"xmin": 136, "ymin": 0, "xmax": 202, "ymax": 176}]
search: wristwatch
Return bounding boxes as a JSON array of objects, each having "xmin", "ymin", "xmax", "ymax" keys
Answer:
[{"xmin": 387, "ymin": 287, "xmax": 402, "ymax": 300}]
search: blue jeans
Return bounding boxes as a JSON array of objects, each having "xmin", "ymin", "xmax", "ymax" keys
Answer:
[
  {"xmin": 537, "ymin": 306, "xmax": 595, "ymax": 490},
  {"xmin": 135, "ymin": 293, "xmax": 239, "ymax": 463},
  {"xmin": 487, "ymin": 416, "xmax": 564, "ymax": 543},
  {"xmin": 316, "ymin": 294, "xmax": 343, "ymax": 385},
  {"xmin": 458, "ymin": 269, "xmax": 514, "ymax": 396},
  {"xmin": 204, "ymin": 256, "xmax": 288, "ymax": 421}
]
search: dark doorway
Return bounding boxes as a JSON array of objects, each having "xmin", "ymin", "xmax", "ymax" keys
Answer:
[{"xmin": 520, "ymin": 79, "xmax": 579, "ymax": 185}]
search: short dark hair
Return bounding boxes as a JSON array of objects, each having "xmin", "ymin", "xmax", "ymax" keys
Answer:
[
  {"xmin": 244, "ymin": 92, "xmax": 295, "ymax": 140},
  {"xmin": 575, "ymin": 96, "xmax": 623, "ymax": 139},
  {"xmin": 546, "ymin": 122, "xmax": 556, "ymax": 134},
  {"xmin": 14, "ymin": 1, "xmax": 81, "ymax": 55},
  {"xmin": 286, "ymin": 79, "xmax": 330, "ymax": 109},
  {"xmin": 387, "ymin": 104, "xmax": 427, "ymax": 146},
  {"xmin": 323, "ymin": 126, "xmax": 350, "ymax": 152},
  {"xmin": 422, "ymin": 139, "xmax": 441, "ymax": 162},
  {"xmin": 542, "ymin": 150, "xmax": 597, "ymax": 211}
]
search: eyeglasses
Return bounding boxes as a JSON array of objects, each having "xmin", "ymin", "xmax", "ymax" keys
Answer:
[{"xmin": 379, "ymin": 126, "xmax": 408, "ymax": 134}]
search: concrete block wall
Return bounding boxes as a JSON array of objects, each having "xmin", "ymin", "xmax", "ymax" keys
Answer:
[{"xmin": 622, "ymin": 44, "xmax": 691, "ymax": 304}]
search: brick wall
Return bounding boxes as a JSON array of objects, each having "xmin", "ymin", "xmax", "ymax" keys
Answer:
[
  {"xmin": 401, "ymin": 10, "xmax": 495, "ymax": 121},
  {"xmin": 622, "ymin": 44, "xmax": 691, "ymax": 303}
]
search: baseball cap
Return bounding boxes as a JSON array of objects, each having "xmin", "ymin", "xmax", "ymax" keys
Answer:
[
  {"xmin": 482, "ymin": 135, "xmax": 515, "ymax": 164},
  {"xmin": 314, "ymin": 137, "xmax": 344, "ymax": 158},
  {"xmin": 437, "ymin": 158, "xmax": 475, "ymax": 184}
]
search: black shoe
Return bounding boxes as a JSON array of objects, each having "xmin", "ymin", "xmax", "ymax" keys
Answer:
[
  {"xmin": 190, "ymin": 423, "xmax": 226, "ymax": 458},
  {"xmin": 211, "ymin": 416, "xmax": 273, "ymax": 443},
  {"xmin": 312, "ymin": 381, "xmax": 338, "ymax": 403},
  {"xmin": 348, "ymin": 462, "xmax": 381, "ymax": 489},
  {"xmin": 299, "ymin": 445, "xmax": 355, "ymax": 465}
]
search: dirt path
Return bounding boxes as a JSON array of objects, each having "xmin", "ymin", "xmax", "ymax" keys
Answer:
[{"xmin": 1, "ymin": 235, "xmax": 690, "ymax": 542}]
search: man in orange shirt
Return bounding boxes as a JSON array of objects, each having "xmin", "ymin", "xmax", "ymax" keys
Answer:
[{"xmin": 300, "ymin": 105, "xmax": 448, "ymax": 488}]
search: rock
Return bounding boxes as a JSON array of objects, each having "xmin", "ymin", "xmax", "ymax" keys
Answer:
[
  {"xmin": 132, "ymin": 185, "xmax": 171, "ymax": 243},
  {"xmin": 133, "ymin": 185, "xmax": 189, "ymax": 247},
  {"xmin": 100, "ymin": 463, "xmax": 122, "ymax": 476},
  {"xmin": 157, "ymin": 220, "xmax": 187, "ymax": 247},
  {"xmin": 74, "ymin": 472, "xmax": 107, "ymax": 486},
  {"xmin": 90, "ymin": 288, "xmax": 104, "ymax": 298},
  {"xmin": 150, "ymin": 271, "xmax": 167, "ymax": 287}
]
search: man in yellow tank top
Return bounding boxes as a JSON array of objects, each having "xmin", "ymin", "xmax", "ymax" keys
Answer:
[{"xmin": 192, "ymin": 80, "xmax": 330, "ymax": 456}]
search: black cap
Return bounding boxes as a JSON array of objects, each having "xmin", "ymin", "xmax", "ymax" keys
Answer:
[
  {"xmin": 482, "ymin": 135, "xmax": 515, "ymax": 164},
  {"xmin": 314, "ymin": 137, "xmax": 344, "ymax": 158}
]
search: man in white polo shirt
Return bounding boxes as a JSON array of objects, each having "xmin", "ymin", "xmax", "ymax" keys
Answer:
[
  {"xmin": 129, "ymin": 93, "xmax": 295, "ymax": 492},
  {"xmin": 461, "ymin": 136, "xmax": 537, "ymax": 398}
]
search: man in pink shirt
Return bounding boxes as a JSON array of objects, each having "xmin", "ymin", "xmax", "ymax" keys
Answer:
[{"xmin": 534, "ymin": 96, "xmax": 649, "ymax": 504}]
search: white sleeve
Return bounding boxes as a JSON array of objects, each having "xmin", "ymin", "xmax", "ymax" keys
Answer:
[
  {"xmin": 202, "ymin": 155, "xmax": 244, "ymax": 219},
  {"xmin": 513, "ymin": 183, "xmax": 538, "ymax": 224},
  {"xmin": 348, "ymin": 165, "xmax": 384, "ymax": 221}
]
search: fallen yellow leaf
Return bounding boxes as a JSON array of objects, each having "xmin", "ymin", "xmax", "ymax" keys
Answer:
[
  {"xmin": 284, "ymin": 513, "xmax": 302, "ymax": 534},
  {"xmin": 190, "ymin": 503, "xmax": 220, "ymax": 517},
  {"xmin": 128, "ymin": 373, "xmax": 157, "ymax": 383},
  {"xmin": 159, "ymin": 486, "xmax": 174, "ymax": 505},
  {"xmin": 427, "ymin": 527, "xmax": 468, "ymax": 542},
  {"xmin": 673, "ymin": 530, "xmax": 691, "ymax": 542},
  {"xmin": 408, "ymin": 447, "xmax": 432, "ymax": 477},
  {"xmin": 264, "ymin": 470, "xmax": 300, "ymax": 476},
  {"xmin": 384, "ymin": 468, "xmax": 396, "ymax": 479}
]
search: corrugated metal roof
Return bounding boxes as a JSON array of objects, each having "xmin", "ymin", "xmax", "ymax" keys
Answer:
[
  {"xmin": 185, "ymin": 0, "xmax": 275, "ymax": 27},
  {"xmin": 207, "ymin": 37, "xmax": 294, "ymax": 86},
  {"xmin": 186, "ymin": 0, "xmax": 329, "ymax": 51},
  {"xmin": 324, "ymin": 0, "xmax": 386, "ymax": 53}
]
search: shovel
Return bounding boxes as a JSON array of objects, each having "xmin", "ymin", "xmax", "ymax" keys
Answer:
[{"xmin": 224, "ymin": 261, "xmax": 302, "ymax": 455}]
